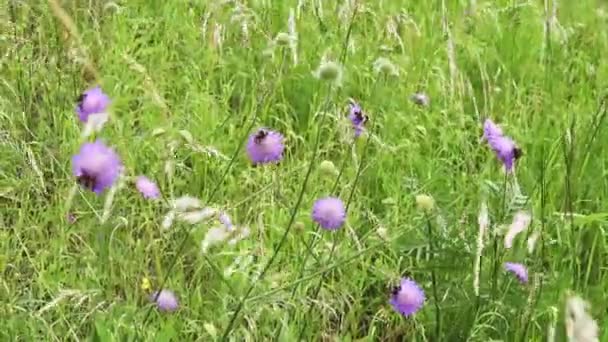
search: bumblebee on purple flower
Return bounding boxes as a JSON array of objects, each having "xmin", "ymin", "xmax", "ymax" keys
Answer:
[
  {"xmin": 348, "ymin": 100, "xmax": 369, "ymax": 138},
  {"xmin": 483, "ymin": 118, "xmax": 523, "ymax": 172},
  {"xmin": 246, "ymin": 128, "xmax": 285, "ymax": 166}
]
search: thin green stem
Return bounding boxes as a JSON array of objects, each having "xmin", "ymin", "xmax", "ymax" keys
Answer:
[{"xmin": 425, "ymin": 213, "xmax": 441, "ymax": 339}]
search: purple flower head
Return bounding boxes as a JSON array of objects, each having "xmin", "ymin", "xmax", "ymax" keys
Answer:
[
  {"xmin": 311, "ymin": 196, "xmax": 346, "ymax": 230},
  {"xmin": 72, "ymin": 140, "xmax": 122, "ymax": 194},
  {"xmin": 246, "ymin": 128, "xmax": 285, "ymax": 165},
  {"xmin": 76, "ymin": 86, "xmax": 111, "ymax": 123},
  {"xmin": 504, "ymin": 262, "xmax": 528, "ymax": 284},
  {"xmin": 348, "ymin": 101, "xmax": 368, "ymax": 137},
  {"xmin": 410, "ymin": 92, "xmax": 430, "ymax": 107},
  {"xmin": 219, "ymin": 212, "xmax": 234, "ymax": 231},
  {"xmin": 390, "ymin": 277, "xmax": 425, "ymax": 317},
  {"xmin": 136, "ymin": 176, "xmax": 160, "ymax": 199},
  {"xmin": 150, "ymin": 289, "xmax": 179, "ymax": 312},
  {"xmin": 483, "ymin": 119, "xmax": 522, "ymax": 172},
  {"xmin": 66, "ymin": 213, "xmax": 77, "ymax": 224}
]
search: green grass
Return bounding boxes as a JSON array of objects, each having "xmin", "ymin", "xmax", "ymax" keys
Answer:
[{"xmin": 2, "ymin": 0, "xmax": 608, "ymax": 340}]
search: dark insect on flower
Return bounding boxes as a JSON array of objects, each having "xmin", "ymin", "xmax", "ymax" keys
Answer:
[
  {"xmin": 254, "ymin": 129, "xmax": 268, "ymax": 144},
  {"xmin": 348, "ymin": 101, "xmax": 368, "ymax": 137},
  {"xmin": 513, "ymin": 147, "xmax": 523, "ymax": 160},
  {"xmin": 246, "ymin": 128, "xmax": 285, "ymax": 165},
  {"xmin": 391, "ymin": 285, "xmax": 401, "ymax": 296},
  {"xmin": 75, "ymin": 86, "xmax": 111, "ymax": 123},
  {"xmin": 483, "ymin": 119, "xmax": 521, "ymax": 172},
  {"xmin": 389, "ymin": 277, "xmax": 425, "ymax": 317},
  {"xmin": 355, "ymin": 110, "xmax": 369, "ymax": 125},
  {"xmin": 72, "ymin": 140, "xmax": 122, "ymax": 195},
  {"xmin": 77, "ymin": 174, "xmax": 97, "ymax": 190}
]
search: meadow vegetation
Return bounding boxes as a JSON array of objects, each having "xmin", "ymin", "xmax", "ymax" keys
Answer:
[{"xmin": 1, "ymin": 0, "xmax": 607, "ymax": 340}]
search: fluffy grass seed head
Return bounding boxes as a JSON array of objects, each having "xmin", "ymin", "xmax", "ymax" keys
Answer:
[
  {"xmin": 246, "ymin": 128, "xmax": 285, "ymax": 166},
  {"xmin": 274, "ymin": 32, "xmax": 295, "ymax": 46},
  {"xmin": 136, "ymin": 176, "xmax": 160, "ymax": 199},
  {"xmin": 72, "ymin": 140, "xmax": 122, "ymax": 195},
  {"xmin": 311, "ymin": 196, "xmax": 346, "ymax": 230},
  {"xmin": 565, "ymin": 294, "xmax": 599, "ymax": 342},
  {"xmin": 415, "ymin": 194, "xmax": 435, "ymax": 212},
  {"xmin": 373, "ymin": 57, "xmax": 399, "ymax": 77},
  {"xmin": 313, "ymin": 60, "xmax": 343, "ymax": 85},
  {"xmin": 504, "ymin": 262, "xmax": 528, "ymax": 284},
  {"xmin": 319, "ymin": 160, "xmax": 338, "ymax": 176},
  {"xmin": 390, "ymin": 277, "xmax": 425, "ymax": 317},
  {"xmin": 504, "ymin": 211, "xmax": 531, "ymax": 249}
]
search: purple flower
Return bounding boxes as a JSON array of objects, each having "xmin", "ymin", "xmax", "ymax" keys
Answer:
[
  {"xmin": 483, "ymin": 119, "xmax": 522, "ymax": 172},
  {"xmin": 136, "ymin": 176, "xmax": 160, "ymax": 199},
  {"xmin": 219, "ymin": 212, "xmax": 234, "ymax": 231},
  {"xmin": 67, "ymin": 213, "xmax": 77, "ymax": 224},
  {"xmin": 504, "ymin": 262, "xmax": 528, "ymax": 284},
  {"xmin": 150, "ymin": 289, "xmax": 179, "ymax": 312},
  {"xmin": 410, "ymin": 92, "xmax": 430, "ymax": 107},
  {"xmin": 246, "ymin": 128, "xmax": 285, "ymax": 165},
  {"xmin": 348, "ymin": 101, "xmax": 368, "ymax": 137},
  {"xmin": 390, "ymin": 277, "xmax": 425, "ymax": 317},
  {"xmin": 76, "ymin": 86, "xmax": 111, "ymax": 123},
  {"xmin": 72, "ymin": 140, "xmax": 122, "ymax": 194},
  {"xmin": 311, "ymin": 197, "xmax": 346, "ymax": 230}
]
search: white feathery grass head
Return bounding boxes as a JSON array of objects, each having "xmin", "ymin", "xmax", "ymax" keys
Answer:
[
  {"xmin": 473, "ymin": 200, "xmax": 489, "ymax": 296},
  {"xmin": 177, "ymin": 207, "xmax": 218, "ymax": 225},
  {"xmin": 565, "ymin": 294, "xmax": 599, "ymax": 342},
  {"xmin": 504, "ymin": 211, "xmax": 532, "ymax": 249},
  {"xmin": 372, "ymin": 57, "xmax": 399, "ymax": 77},
  {"xmin": 527, "ymin": 230, "xmax": 540, "ymax": 254},
  {"xmin": 172, "ymin": 196, "xmax": 202, "ymax": 212},
  {"xmin": 201, "ymin": 224, "xmax": 250, "ymax": 253},
  {"xmin": 161, "ymin": 211, "xmax": 176, "ymax": 230},
  {"xmin": 100, "ymin": 170, "xmax": 124, "ymax": 224},
  {"xmin": 287, "ymin": 8, "xmax": 298, "ymax": 64},
  {"xmin": 201, "ymin": 226, "xmax": 231, "ymax": 253},
  {"xmin": 212, "ymin": 23, "xmax": 224, "ymax": 50},
  {"xmin": 81, "ymin": 112, "xmax": 109, "ymax": 138}
]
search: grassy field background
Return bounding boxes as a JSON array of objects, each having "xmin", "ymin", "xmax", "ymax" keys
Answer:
[{"xmin": 2, "ymin": 0, "xmax": 608, "ymax": 340}]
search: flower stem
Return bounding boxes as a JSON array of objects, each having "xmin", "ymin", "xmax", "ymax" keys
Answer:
[
  {"xmin": 491, "ymin": 173, "xmax": 508, "ymax": 297},
  {"xmin": 425, "ymin": 213, "xmax": 441, "ymax": 340}
]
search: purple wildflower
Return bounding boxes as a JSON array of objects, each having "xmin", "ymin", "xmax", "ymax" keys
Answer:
[
  {"xmin": 72, "ymin": 140, "xmax": 122, "ymax": 194},
  {"xmin": 75, "ymin": 86, "xmax": 111, "ymax": 123},
  {"xmin": 67, "ymin": 213, "xmax": 77, "ymax": 224},
  {"xmin": 390, "ymin": 277, "xmax": 425, "ymax": 317},
  {"xmin": 410, "ymin": 92, "xmax": 430, "ymax": 107},
  {"xmin": 311, "ymin": 196, "xmax": 346, "ymax": 230},
  {"xmin": 483, "ymin": 119, "xmax": 522, "ymax": 172},
  {"xmin": 348, "ymin": 101, "xmax": 368, "ymax": 137},
  {"xmin": 150, "ymin": 289, "xmax": 179, "ymax": 312},
  {"xmin": 246, "ymin": 128, "xmax": 285, "ymax": 165},
  {"xmin": 136, "ymin": 176, "xmax": 160, "ymax": 199},
  {"xmin": 504, "ymin": 262, "xmax": 528, "ymax": 284},
  {"xmin": 219, "ymin": 212, "xmax": 234, "ymax": 231}
]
